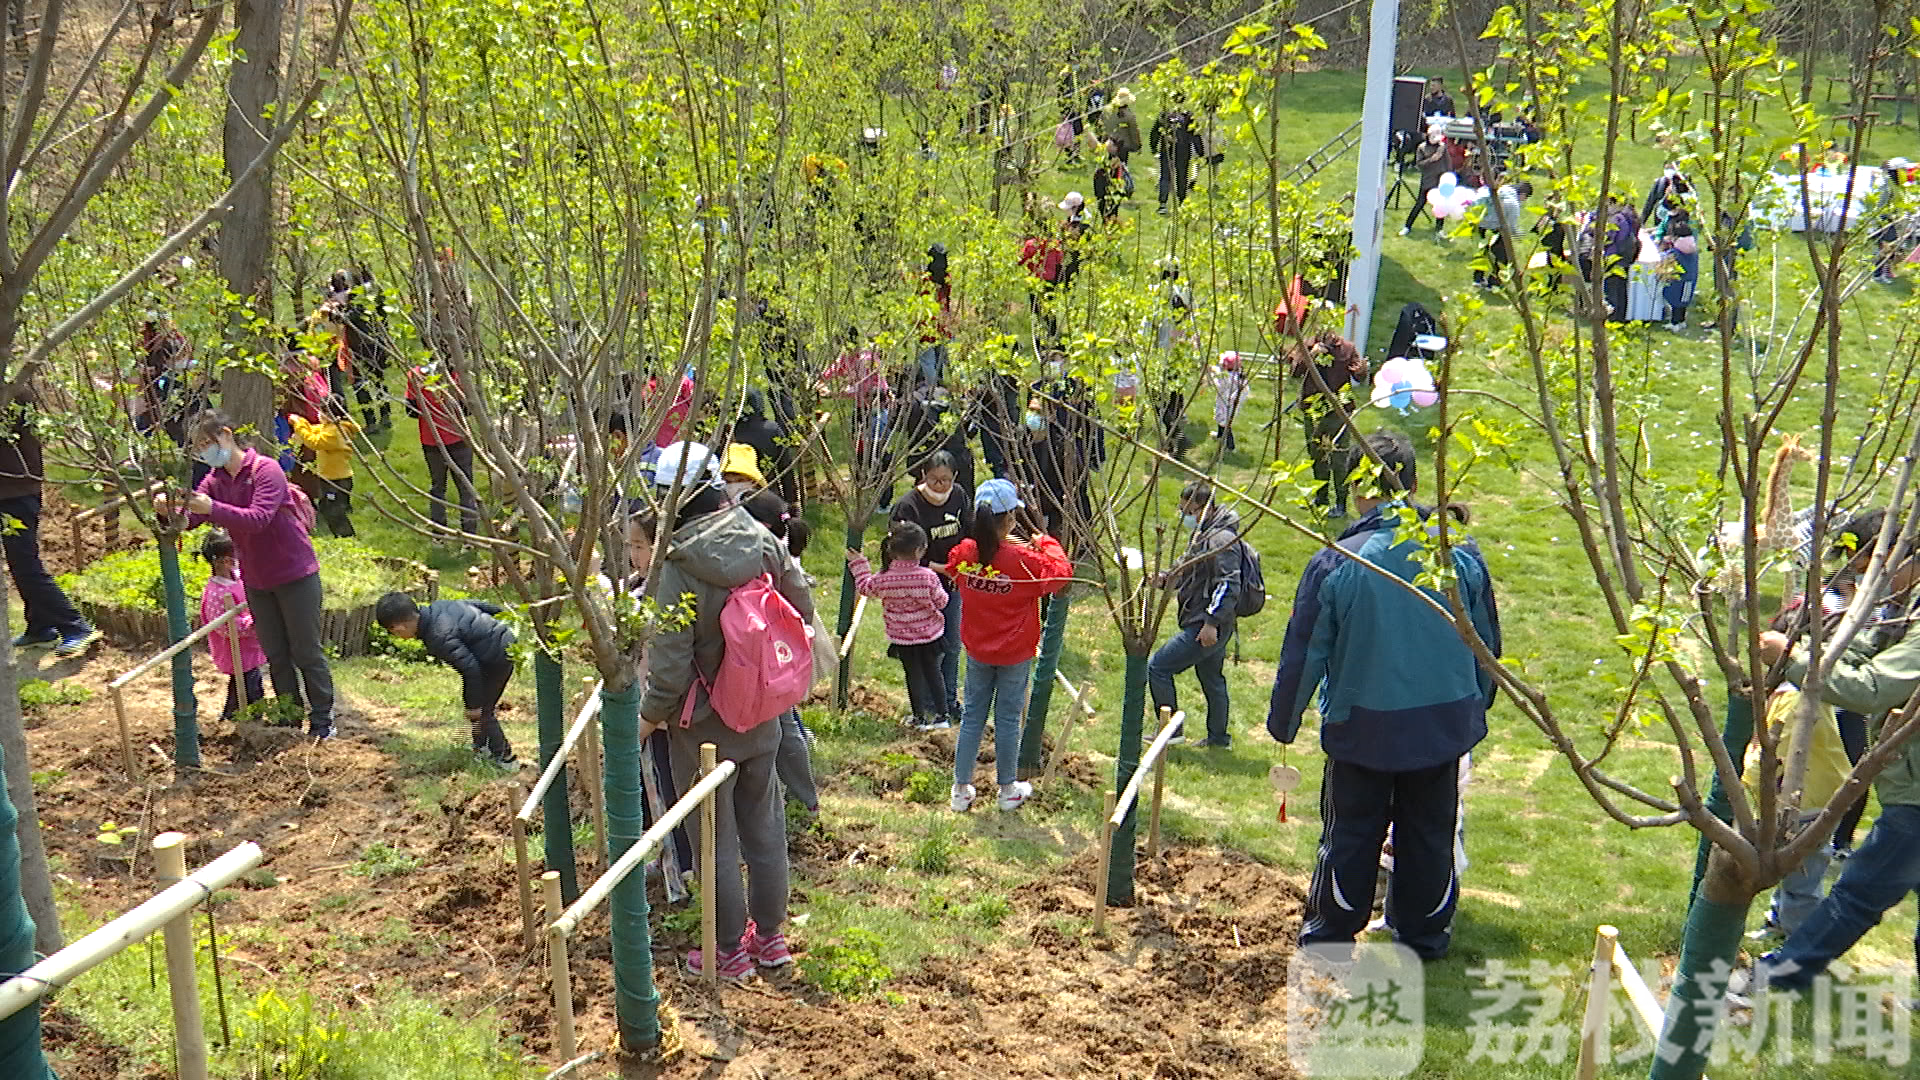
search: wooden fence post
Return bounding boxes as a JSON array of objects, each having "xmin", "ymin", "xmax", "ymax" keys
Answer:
[
  {"xmin": 1092, "ymin": 792, "xmax": 1116, "ymax": 934},
  {"xmin": 542, "ymin": 871, "xmax": 577, "ymax": 1062},
  {"xmin": 152, "ymin": 832, "xmax": 209, "ymax": 1080},
  {"xmin": 1576, "ymin": 924, "xmax": 1620, "ymax": 1080},
  {"xmin": 511, "ymin": 782, "xmax": 537, "ymax": 952}
]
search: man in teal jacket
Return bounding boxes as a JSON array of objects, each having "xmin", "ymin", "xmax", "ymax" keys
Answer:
[{"xmin": 1268, "ymin": 429, "xmax": 1501, "ymax": 960}]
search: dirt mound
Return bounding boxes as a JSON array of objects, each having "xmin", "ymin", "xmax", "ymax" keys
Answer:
[
  {"xmin": 29, "ymin": 659, "xmax": 1306, "ymax": 1077},
  {"xmin": 664, "ymin": 845, "xmax": 1305, "ymax": 1079},
  {"xmin": 39, "ymin": 487, "xmax": 150, "ymax": 577}
]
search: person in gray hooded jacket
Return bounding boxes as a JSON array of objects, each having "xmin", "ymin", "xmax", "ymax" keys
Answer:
[
  {"xmin": 638, "ymin": 442, "xmax": 817, "ymax": 980},
  {"xmin": 1147, "ymin": 480, "xmax": 1242, "ymax": 748}
]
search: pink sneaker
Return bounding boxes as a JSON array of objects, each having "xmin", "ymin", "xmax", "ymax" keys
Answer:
[
  {"xmin": 738, "ymin": 920, "xmax": 794, "ymax": 968},
  {"xmin": 751, "ymin": 930, "xmax": 794, "ymax": 968},
  {"xmin": 686, "ymin": 942, "xmax": 754, "ymax": 981}
]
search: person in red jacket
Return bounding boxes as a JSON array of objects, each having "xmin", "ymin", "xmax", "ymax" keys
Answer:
[
  {"xmin": 941, "ymin": 477, "xmax": 1072, "ymax": 812},
  {"xmin": 404, "ymin": 361, "xmax": 480, "ymax": 536}
]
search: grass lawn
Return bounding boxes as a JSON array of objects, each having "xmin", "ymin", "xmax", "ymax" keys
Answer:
[{"xmin": 33, "ymin": 62, "xmax": 1920, "ymax": 1080}]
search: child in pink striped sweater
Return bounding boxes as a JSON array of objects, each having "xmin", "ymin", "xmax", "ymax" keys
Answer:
[
  {"xmin": 847, "ymin": 521, "xmax": 951, "ymax": 730},
  {"xmin": 198, "ymin": 530, "xmax": 266, "ymax": 721}
]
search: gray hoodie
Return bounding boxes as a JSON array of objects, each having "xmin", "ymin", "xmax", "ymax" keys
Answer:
[{"xmin": 640, "ymin": 503, "xmax": 818, "ymax": 761}]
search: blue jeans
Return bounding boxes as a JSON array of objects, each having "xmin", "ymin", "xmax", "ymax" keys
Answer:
[
  {"xmin": 939, "ymin": 580, "xmax": 963, "ymax": 718},
  {"xmin": 954, "ymin": 657, "xmax": 1032, "ymax": 788},
  {"xmin": 1767, "ymin": 802, "xmax": 1920, "ymax": 989},
  {"xmin": 1766, "ymin": 812, "xmax": 1833, "ymax": 935},
  {"xmin": 1147, "ymin": 624, "xmax": 1232, "ymax": 743}
]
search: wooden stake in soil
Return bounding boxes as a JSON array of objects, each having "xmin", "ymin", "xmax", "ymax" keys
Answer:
[
  {"xmin": 1576, "ymin": 924, "xmax": 1620, "ymax": 1079},
  {"xmin": 1092, "ymin": 791, "xmax": 1116, "ymax": 935},
  {"xmin": 111, "ymin": 685, "xmax": 139, "ymax": 778},
  {"xmin": 699, "ymin": 742, "xmax": 718, "ymax": 986},
  {"xmin": 584, "ymin": 716, "xmax": 608, "ymax": 866},
  {"xmin": 224, "ymin": 597, "xmax": 246, "ymax": 717},
  {"xmin": 512, "ymin": 781, "xmax": 538, "ymax": 953},
  {"xmin": 543, "ymin": 871, "xmax": 577, "ymax": 1062},
  {"xmin": 1146, "ymin": 740, "xmax": 1169, "ymax": 860},
  {"xmin": 152, "ymin": 832, "xmax": 209, "ymax": 1080}
]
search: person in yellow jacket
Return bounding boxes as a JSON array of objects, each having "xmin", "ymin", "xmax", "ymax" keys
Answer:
[
  {"xmin": 1745, "ymin": 687, "xmax": 1855, "ymax": 937},
  {"xmin": 289, "ymin": 404, "xmax": 361, "ymax": 537}
]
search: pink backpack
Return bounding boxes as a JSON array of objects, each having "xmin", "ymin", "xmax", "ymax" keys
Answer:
[{"xmin": 681, "ymin": 573, "xmax": 814, "ymax": 733}]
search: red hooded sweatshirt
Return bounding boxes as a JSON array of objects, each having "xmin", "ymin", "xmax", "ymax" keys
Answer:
[{"xmin": 943, "ymin": 533, "xmax": 1072, "ymax": 665}]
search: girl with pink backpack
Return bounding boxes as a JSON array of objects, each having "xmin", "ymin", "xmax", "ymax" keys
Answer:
[{"xmin": 636, "ymin": 443, "xmax": 817, "ymax": 981}]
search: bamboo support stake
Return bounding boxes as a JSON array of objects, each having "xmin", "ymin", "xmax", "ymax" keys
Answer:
[
  {"xmin": 512, "ymin": 782, "xmax": 537, "ymax": 953},
  {"xmin": 224, "ymin": 598, "xmax": 245, "ymax": 715},
  {"xmin": 584, "ymin": 716, "xmax": 608, "ymax": 866},
  {"xmin": 1040, "ymin": 670, "xmax": 1097, "ymax": 784},
  {"xmin": 543, "ymin": 871, "xmax": 577, "ymax": 1062},
  {"xmin": 699, "ymin": 742, "xmax": 718, "ymax": 986},
  {"xmin": 839, "ymin": 594, "xmax": 868, "ymax": 659},
  {"xmin": 1092, "ymin": 792, "xmax": 1116, "ymax": 935},
  {"xmin": 111, "ymin": 685, "xmax": 138, "ymax": 777},
  {"xmin": 1147, "ymin": 745, "xmax": 1169, "ymax": 859},
  {"xmin": 1576, "ymin": 925, "xmax": 1619, "ymax": 1080},
  {"xmin": 152, "ymin": 833, "xmax": 209, "ymax": 1080}
]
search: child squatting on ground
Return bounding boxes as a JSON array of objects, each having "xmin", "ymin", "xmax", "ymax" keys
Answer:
[
  {"xmin": 847, "ymin": 520, "xmax": 951, "ymax": 732},
  {"xmin": 199, "ymin": 529, "xmax": 265, "ymax": 720},
  {"xmin": 375, "ymin": 592, "xmax": 518, "ymax": 766}
]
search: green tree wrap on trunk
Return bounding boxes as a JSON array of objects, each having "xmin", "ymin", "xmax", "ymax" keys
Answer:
[
  {"xmin": 599, "ymin": 682, "xmax": 659, "ymax": 1050},
  {"xmin": 0, "ymin": 738, "xmax": 54, "ymax": 1079},
  {"xmin": 834, "ymin": 522, "xmax": 866, "ymax": 709},
  {"xmin": 1689, "ymin": 693, "xmax": 1754, "ymax": 904},
  {"xmin": 1106, "ymin": 651, "xmax": 1148, "ymax": 906},
  {"xmin": 535, "ymin": 652, "xmax": 577, "ymax": 903},
  {"xmin": 1018, "ymin": 589, "xmax": 1072, "ymax": 778},
  {"xmin": 1650, "ymin": 858, "xmax": 1755, "ymax": 1080},
  {"xmin": 158, "ymin": 534, "xmax": 199, "ymax": 769}
]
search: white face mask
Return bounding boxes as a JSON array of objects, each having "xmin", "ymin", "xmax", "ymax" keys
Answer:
[{"xmin": 920, "ymin": 480, "xmax": 953, "ymax": 505}]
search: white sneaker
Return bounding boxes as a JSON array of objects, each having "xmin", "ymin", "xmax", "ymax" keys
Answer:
[
  {"xmin": 1397, "ymin": 226, "xmax": 1411, "ymax": 236},
  {"xmin": 997, "ymin": 780, "xmax": 1034, "ymax": 811},
  {"xmin": 950, "ymin": 784, "xmax": 976, "ymax": 812}
]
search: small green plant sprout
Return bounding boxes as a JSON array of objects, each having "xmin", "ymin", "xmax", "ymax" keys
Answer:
[
  {"xmin": 347, "ymin": 843, "xmax": 421, "ymax": 879},
  {"xmin": 963, "ymin": 894, "xmax": 1013, "ymax": 928},
  {"xmin": 907, "ymin": 821, "xmax": 958, "ymax": 874},
  {"xmin": 95, "ymin": 821, "xmax": 138, "ymax": 846},
  {"xmin": 902, "ymin": 770, "xmax": 944, "ymax": 805},
  {"xmin": 244, "ymin": 988, "xmax": 343, "ymax": 1080},
  {"xmin": 798, "ymin": 927, "xmax": 894, "ymax": 997},
  {"xmin": 18, "ymin": 678, "xmax": 91, "ymax": 712},
  {"xmin": 660, "ymin": 887, "xmax": 702, "ymax": 936}
]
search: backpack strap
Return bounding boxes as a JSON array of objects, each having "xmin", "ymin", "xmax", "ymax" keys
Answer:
[{"xmin": 679, "ymin": 670, "xmax": 712, "ymax": 729}]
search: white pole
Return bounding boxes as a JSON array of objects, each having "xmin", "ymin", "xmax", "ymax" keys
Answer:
[
  {"xmin": 1344, "ymin": 0, "xmax": 1402, "ymax": 356},
  {"xmin": 0, "ymin": 842, "xmax": 264, "ymax": 1022}
]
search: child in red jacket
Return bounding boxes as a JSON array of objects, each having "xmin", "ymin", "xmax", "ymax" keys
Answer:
[{"xmin": 942, "ymin": 478, "xmax": 1072, "ymax": 812}]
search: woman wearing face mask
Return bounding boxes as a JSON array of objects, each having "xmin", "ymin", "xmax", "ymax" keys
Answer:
[
  {"xmin": 159, "ymin": 409, "xmax": 337, "ymax": 739},
  {"xmin": 891, "ymin": 450, "xmax": 972, "ymax": 724}
]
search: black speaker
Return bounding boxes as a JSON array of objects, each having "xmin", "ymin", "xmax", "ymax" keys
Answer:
[{"xmin": 1390, "ymin": 76, "xmax": 1428, "ymax": 144}]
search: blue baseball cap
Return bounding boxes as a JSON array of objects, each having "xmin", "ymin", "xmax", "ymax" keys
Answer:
[{"xmin": 976, "ymin": 478, "xmax": 1023, "ymax": 514}]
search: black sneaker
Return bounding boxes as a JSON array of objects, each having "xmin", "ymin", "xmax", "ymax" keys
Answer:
[
  {"xmin": 1197, "ymin": 737, "xmax": 1233, "ymax": 749},
  {"xmin": 309, "ymin": 726, "xmax": 335, "ymax": 741}
]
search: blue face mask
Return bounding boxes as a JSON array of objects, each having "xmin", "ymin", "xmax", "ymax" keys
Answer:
[
  {"xmin": 1180, "ymin": 512, "xmax": 1200, "ymax": 530},
  {"xmin": 1024, "ymin": 411, "xmax": 1046, "ymax": 433},
  {"xmin": 196, "ymin": 444, "xmax": 232, "ymax": 469}
]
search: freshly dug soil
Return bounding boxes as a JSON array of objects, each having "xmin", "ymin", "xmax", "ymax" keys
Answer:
[{"xmin": 28, "ymin": 664, "xmax": 1306, "ymax": 1079}]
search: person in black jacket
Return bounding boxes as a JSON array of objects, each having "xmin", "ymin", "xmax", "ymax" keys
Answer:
[
  {"xmin": 376, "ymin": 592, "xmax": 518, "ymax": 765},
  {"xmin": 1147, "ymin": 481, "xmax": 1242, "ymax": 748},
  {"xmin": 730, "ymin": 389, "xmax": 797, "ymax": 507},
  {"xmin": 1150, "ymin": 96, "xmax": 1201, "ymax": 213}
]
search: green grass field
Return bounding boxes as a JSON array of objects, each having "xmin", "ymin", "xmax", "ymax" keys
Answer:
[{"xmin": 35, "ymin": 62, "xmax": 1920, "ymax": 1079}]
